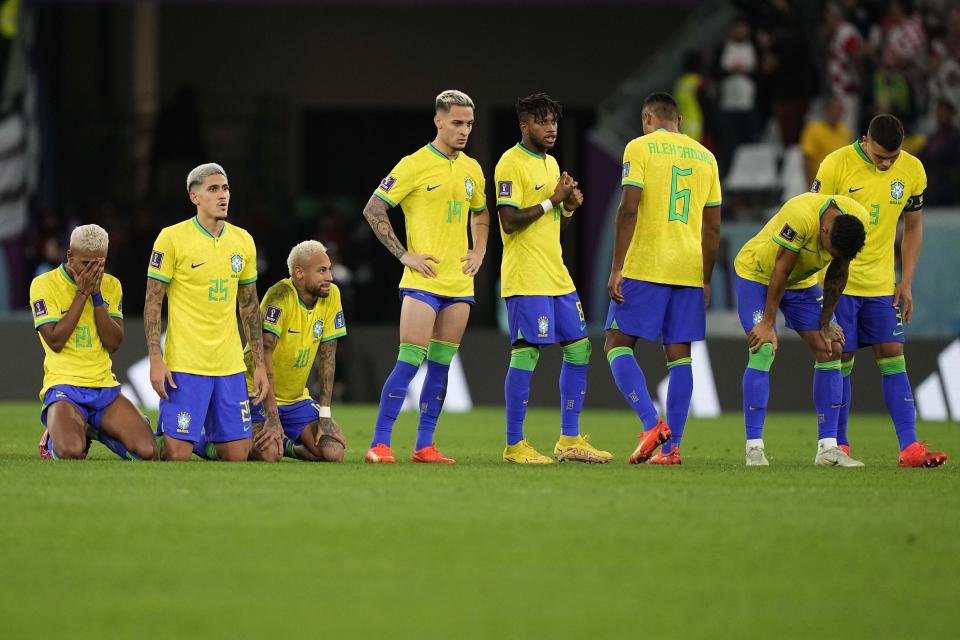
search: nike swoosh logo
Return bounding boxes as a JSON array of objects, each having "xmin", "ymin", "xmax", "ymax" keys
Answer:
[
  {"xmin": 243, "ymin": 424, "xmax": 251, "ymax": 432},
  {"xmin": 388, "ymin": 393, "xmax": 403, "ymax": 399},
  {"xmin": 426, "ymin": 185, "xmax": 441, "ymax": 191},
  {"xmin": 191, "ymin": 262, "xmax": 206, "ymax": 269},
  {"xmin": 848, "ymin": 187, "xmax": 864, "ymax": 193},
  {"xmin": 60, "ymin": 309, "xmax": 69, "ymax": 314},
  {"xmin": 579, "ymin": 323, "xmax": 587, "ymax": 331},
  {"xmin": 893, "ymin": 329, "xmax": 905, "ymax": 336},
  {"xmin": 287, "ymin": 329, "xmax": 300, "ymax": 334},
  {"xmin": 534, "ymin": 184, "xmax": 545, "ymax": 191},
  {"xmin": 831, "ymin": 404, "xmax": 844, "ymax": 409}
]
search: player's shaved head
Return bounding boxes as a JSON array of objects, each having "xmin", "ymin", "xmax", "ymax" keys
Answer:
[
  {"xmin": 287, "ymin": 240, "xmax": 328, "ymax": 277},
  {"xmin": 642, "ymin": 92, "xmax": 680, "ymax": 122},
  {"xmin": 435, "ymin": 90, "xmax": 474, "ymax": 113},
  {"xmin": 69, "ymin": 224, "xmax": 108, "ymax": 254},
  {"xmin": 867, "ymin": 114, "xmax": 904, "ymax": 152},
  {"xmin": 186, "ymin": 163, "xmax": 227, "ymax": 193},
  {"xmin": 516, "ymin": 93, "xmax": 563, "ymax": 124}
]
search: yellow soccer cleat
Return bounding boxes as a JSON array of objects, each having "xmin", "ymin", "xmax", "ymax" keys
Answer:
[
  {"xmin": 554, "ymin": 434, "xmax": 614, "ymax": 464},
  {"xmin": 503, "ymin": 440, "xmax": 555, "ymax": 464}
]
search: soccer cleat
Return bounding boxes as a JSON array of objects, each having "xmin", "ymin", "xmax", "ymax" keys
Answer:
[
  {"xmin": 745, "ymin": 445, "xmax": 769, "ymax": 466},
  {"xmin": 839, "ymin": 444, "xmax": 851, "ymax": 456},
  {"xmin": 38, "ymin": 429, "xmax": 90, "ymax": 460},
  {"xmin": 503, "ymin": 440, "xmax": 555, "ymax": 465},
  {"xmin": 554, "ymin": 434, "xmax": 613, "ymax": 464},
  {"xmin": 628, "ymin": 419, "xmax": 671, "ymax": 464},
  {"xmin": 814, "ymin": 445, "xmax": 864, "ymax": 467},
  {"xmin": 411, "ymin": 444, "xmax": 456, "ymax": 464},
  {"xmin": 364, "ymin": 444, "xmax": 396, "ymax": 464},
  {"xmin": 898, "ymin": 440, "xmax": 948, "ymax": 468},
  {"xmin": 646, "ymin": 448, "xmax": 682, "ymax": 465}
]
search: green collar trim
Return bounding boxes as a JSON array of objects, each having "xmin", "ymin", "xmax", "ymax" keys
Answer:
[
  {"xmin": 192, "ymin": 216, "xmax": 227, "ymax": 239},
  {"xmin": 853, "ymin": 140, "xmax": 872, "ymax": 165},
  {"xmin": 517, "ymin": 142, "xmax": 545, "ymax": 159},
  {"xmin": 427, "ymin": 143, "xmax": 457, "ymax": 161},
  {"xmin": 820, "ymin": 197, "xmax": 847, "ymax": 218},
  {"xmin": 58, "ymin": 264, "xmax": 75, "ymax": 285}
]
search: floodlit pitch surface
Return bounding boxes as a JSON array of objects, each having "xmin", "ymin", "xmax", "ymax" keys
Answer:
[{"xmin": 2, "ymin": 402, "xmax": 957, "ymax": 639}]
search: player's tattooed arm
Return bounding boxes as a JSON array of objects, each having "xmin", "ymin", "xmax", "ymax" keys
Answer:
[
  {"xmin": 364, "ymin": 194, "xmax": 439, "ymax": 277},
  {"xmin": 315, "ymin": 339, "xmax": 337, "ymax": 407},
  {"xmin": 819, "ymin": 258, "xmax": 849, "ymax": 356},
  {"xmin": 238, "ymin": 283, "xmax": 264, "ymax": 365},
  {"xmin": 462, "ymin": 208, "xmax": 489, "ymax": 276},
  {"xmin": 252, "ymin": 329, "xmax": 283, "ymax": 455},
  {"xmin": 144, "ymin": 277, "xmax": 176, "ymax": 399},
  {"xmin": 608, "ymin": 184, "xmax": 642, "ymax": 304}
]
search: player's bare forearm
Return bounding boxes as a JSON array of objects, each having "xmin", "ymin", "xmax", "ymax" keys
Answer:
[
  {"xmin": 315, "ymin": 339, "xmax": 338, "ymax": 406},
  {"xmin": 93, "ymin": 306, "xmax": 124, "ymax": 353},
  {"xmin": 820, "ymin": 259, "xmax": 848, "ymax": 326},
  {"xmin": 763, "ymin": 248, "xmax": 797, "ymax": 324},
  {"xmin": 238, "ymin": 283, "xmax": 265, "ymax": 366},
  {"xmin": 611, "ymin": 186, "xmax": 642, "ymax": 272},
  {"xmin": 900, "ymin": 211, "xmax": 923, "ymax": 285},
  {"xmin": 363, "ymin": 195, "xmax": 406, "ymax": 260},
  {"xmin": 499, "ymin": 204, "xmax": 546, "ymax": 234},
  {"xmin": 143, "ymin": 278, "xmax": 167, "ymax": 359},
  {"xmin": 37, "ymin": 292, "xmax": 88, "ymax": 353},
  {"xmin": 470, "ymin": 209, "xmax": 490, "ymax": 253},
  {"xmin": 701, "ymin": 206, "xmax": 721, "ymax": 285},
  {"xmin": 261, "ymin": 331, "xmax": 280, "ymax": 416}
]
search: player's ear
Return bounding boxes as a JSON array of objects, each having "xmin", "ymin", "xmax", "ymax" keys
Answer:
[
  {"xmin": 677, "ymin": 114, "xmax": 683, "ymax": 129},
  {"xmin": 188, "ymin": 190, "xmax": 198, "ymax": 205},
  {"xmin": 434, "ymin": 113, "xmax": 442, "ymax": 130}
]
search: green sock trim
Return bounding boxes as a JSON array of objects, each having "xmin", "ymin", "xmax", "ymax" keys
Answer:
[
  {"xmin": 747, "ymin": 343, "xmax": 775, "ymax": 372},
  {"xmin": 606, "ymin": 346, "xmax": 634, "ymax": 364},
  {"xmin": 397, "ymin": 343, "xmax": 428, "ymax": 367},
  {"xmin": 877, "ymin": 355, "xmax": 906, "ymax": 375},
  {"xmin": 427, "ymin": 339, "xmax": 459, "ymax": 365},
  {"xmin": 204, "ymin": 442, "xmax": 220, "ymax": 460},
  {"xmin": 841, "ymin": 357, "xmax": 855, "ymax": 377},
  {"xmin": 666, "ymin": 357, "xmax": 693, "ymax": 369},
  {"xmin": 814, "ymin": 359, "xmax": 842, "ymax": 371},
  {"xmin": 283, "ymin": 438, "xmax": 297, "ymax": 459},
  {"xmin": 509, "ymin": 347, "xmax": 540, "ymax": 372},
  {"xmin": 561, "ymin": 338, "xmax": 592, "ymax": 365}
]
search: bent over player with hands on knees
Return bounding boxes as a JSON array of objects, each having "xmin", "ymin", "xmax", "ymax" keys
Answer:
[
  {"xmin": 32, "ymin": 224, "xmax": 157, "ymax": 461},
  {"xmin": 144, "ymin": 163, "xmax": 272, "ymax": 462},
  {"xmin": 496, "ymin": 92, "xmax": 611, "ymax": 464},
  {"xmin": 193, "ymin": 240, "xmax": 348, "ymax": 462},
  {"xmin": 362, "ymin": 89, "xmax": 489, "ymax": 464}
]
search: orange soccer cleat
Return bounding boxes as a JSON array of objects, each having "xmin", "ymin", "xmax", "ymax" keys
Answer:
[
  {"xmin": 411, "ymin": 444, "xmax": 456, "ymax": 464},
  {"xmin": 646, "ymin": 447, "xmax": 682, "ymax": 465},
  {"xmin": 839, "ymin": 444, "xmax": 851, "ymax": 456},
  {"xmin": 898, "ymin": 440, "xmax": 948, "ymax": 468},
  {"xmin": 364, "ymin": 443, "xmax": 396, "ymax": 464},
  {"xmin": 628, "ymin": 419, "xmax": 672, "ymax": 464}
]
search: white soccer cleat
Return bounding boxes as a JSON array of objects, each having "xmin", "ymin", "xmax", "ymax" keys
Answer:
[
  {"xmin": 814, "ymin": 445, "xmax": 865, "ymax": 467},
  {"xmin": 745, "ymin": 445, "xmax": 769, "ymax": 466}
]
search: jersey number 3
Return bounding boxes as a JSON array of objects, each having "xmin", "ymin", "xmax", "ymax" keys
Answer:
[{"xmin": 669, "ymin": 165, "xmax": 693, "ymax": 224}]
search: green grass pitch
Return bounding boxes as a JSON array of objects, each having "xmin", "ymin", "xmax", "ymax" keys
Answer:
[{"xmin": 1, "ymin": 402, "xmax": 958, "ymax": 639}]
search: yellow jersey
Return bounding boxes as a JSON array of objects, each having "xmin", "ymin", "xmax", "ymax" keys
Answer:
[
  {"xmin": 373, "ymin": 144, "xmax": 486, "ymax": 297},
  {"xmin": 495, "ymin": 143, "xmax": 575, "ymax": 297},
  {"xmin": 734, "ymin": 193, "xmax": 868, "ymax": 289},
  {"xmin": 243, "ymin": 279, "xmax": 346, "ymax": 405},
  {"xmin": 147, "ymin": 216, "xmax": 258, "ymax": 376},
  {"xmin": 29, "ymin": 265, "xmax": 123, "ymax": 398},
  {"xmin": 620, "ymin": 128, "xmax": 722, "ymax": 287},
  {"xmin": 813, "ymin": 141, "xmax": 926, "ymax": 296}
]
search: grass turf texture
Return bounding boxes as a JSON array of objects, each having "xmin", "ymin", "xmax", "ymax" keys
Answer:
[{"xmin": 1, "ymin": 401, "xmax": 958, "ymax": 639}]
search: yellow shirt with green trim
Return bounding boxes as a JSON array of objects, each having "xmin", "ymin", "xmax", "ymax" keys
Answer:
[
  {"xmin": 373, "ymin": 143, "xmax": 486, "ymax": 298},
  {"xmin": 147, "ymin": 217, "xmax": 257, "ymax": 376},
  {"xmin": 29, "ymin": 265, "xmax": 123, "ymax": 399},
  {"xmin": 812, "ymin": 140, "xmax": 926, "ymax": 296},
  {"xmin": 734, "ymin": 193, "xmax": 868, "ymax": 289},
  {"xmin": 620, "ymin": 128, "xmax": 722, "ymax": 287},
  {"xmin": 495, "ymin": 143, "xmax": 575, "ymax": 297},
  {"xmin": 243, "ymin": 279, "xmax": 346, "ymax": 405}
]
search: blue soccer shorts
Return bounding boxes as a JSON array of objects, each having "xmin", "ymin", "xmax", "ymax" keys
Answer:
[
  {"xmin": 158, "ymin": 372, "xmax": 252, "ymax": 443},
  {"xmin": 505, "ymin": 291, "xmax": 587, "ymax": 345},
  {"xmin": 605, "ymin": 278, "xmax": 705, "ymax": 344}
]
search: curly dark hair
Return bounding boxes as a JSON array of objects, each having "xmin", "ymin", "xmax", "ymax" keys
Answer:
[
  {"xmin": 516, "ymin": 93, "xmax": 563, "ymax": 123},
  {"xmin": 830, "ymin": 214, "xmax": 866, "ymax": 260}
]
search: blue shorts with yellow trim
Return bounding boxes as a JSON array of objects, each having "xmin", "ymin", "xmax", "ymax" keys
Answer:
[
  {"xmin": 735, "ymin": 275, "xmax": 824, "ymax": 333},
  {"xmin": 834, "ymin": 294, "xmax": 905, "ymax": 352},
  {"xmin": 605, "ymin": 278, "xmax": 705, "ymax": 344},
  {"xmin": 250, "ymin": 398, "xmax": 320, "ymax": 443},
  {"xmin": 158, "ymin": 372, "xmax": 251, "ymax": 443},
  {"xmin": 399, "ymin": 288, "xmax": 474, "ymax": 314},
  {"xmin": 41, "ymin": 385, "xmax": 121, "ymax": 428},
  {"xmin": 506, "ymin": 292, "xmax": 586, "ymax": 346}
]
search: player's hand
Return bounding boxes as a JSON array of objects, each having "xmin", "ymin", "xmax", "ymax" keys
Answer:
[
  {"xmin": 563, "ymin": 188, "xmax": 583, "ymax": 212},
  {"xmin": 251, "ymin": 365, "xmax": 270, "ymax": 405},
  {"xmin": 315, "ymin": 417, "xmax": 346, "ymax": 448},
  {"xmin": 893, "ymin": 281, "xmax": 913, "ymax": 323},
  {"xmin": 703, "ymin": 283, "xmax": 712, "ymax": 310},
  {"xmin": 552, "ymin": 172, "xmax": 576, "ymax": 204},
  {"xmin": 819, "ymin": 320, "xmax": 845, "ymax": 356},
  {"xmin": 73, "ymin": 259, "xmax": 103, "ymax": 296},
  {"xmin": 460, "ymin": 248, "xmax": 485, "ymax": 277},
  {"xmin": 401, "ymin": 251, "xmax": 439, "ymax": 278},
  {"xmin": 747, "ymin": 320, "xmax": 777, "ymax": 353},
  {"xmin": 608, "ymin": 269, "xmax": 625, "ymax": 304},
  {"xmin": 254, "ymin": 417, "xmax": 283, "ymax": 459},
  {"xmin": 149, "ymin": 355, "xmax": 177, "ymax": 400}
]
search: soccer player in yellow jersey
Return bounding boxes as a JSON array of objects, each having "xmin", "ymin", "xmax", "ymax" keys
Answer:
[
  {"xmin": 496, "ymin": 93, "xmax": 611, "ymax": 464},
  {"xmin": 144, "ymin": 163, "xmax": 271, "ymax": 462},
  {"xmin": 192, "ymin": 241, "xmax": 348, "ymax": 462},
  {"xmin": 361, "ymin": 90, "xmax": 489, "ymax": 464},
  {"xmin": 30, "ymin": 225, "xmax": 157, "ymax": 460},
  {"xmin": 812, "ymin": 114, "xmax": 947, "ymax": 467},
  {"xmin": 605, "ymin": 93, "xmax": 721, "ymax": 465},
  {"xmin": 734, "ymin": 193, "xmax": 866, "ymax": 466}
]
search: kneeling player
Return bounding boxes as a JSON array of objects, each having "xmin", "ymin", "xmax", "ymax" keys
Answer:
[
  {"xmin": 733, "ymin": 193, "xmax": 866, "ymax": 466},
  {"xmin": 195, "ymin": 241, "xmax": 347, "ymax": 462},
  {"xmin": 30, "ymin": 224, "xmax": 157, "ymax": 460}
]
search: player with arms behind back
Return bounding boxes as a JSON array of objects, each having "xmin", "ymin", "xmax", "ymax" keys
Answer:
[
  {"xmin": 496, "ymin": 92, "xmax": 610, "ymax": 464},
  {"xmin": 361, "ymin": 90, "xmax": 490, "ymax": 464},
  {"xmin": 812, "ymin": 114, "xmax": 947, "ymax": 467},
  {"xmin": 605, "ymin": 92, "xmax": 722, "ymax": 465}
]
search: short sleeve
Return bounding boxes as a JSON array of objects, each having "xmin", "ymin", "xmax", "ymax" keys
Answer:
[
  {"xmin": 771, "ymin": 203, "xmax": 809, "ymax": 253},
  {"xmin": 374, "ymin": 155, "xmax": 418, "ymax": 208},
  {"xmin": 705, "ymin": 161, "xmax": 722, "ymax": 208},
  {"xmin": 238, "ymin": 233, "xmax": 257, "ymax": 285},
  {"xmin": 105, "ymin": 277, "xmax": 124, "ymax": 319},
  {"xmin": 905, "ymin": 160, "xmax": 927, "ymax": 212},
  {"xmin": 29, "ymin": 277, "xmax": 59, "ymax": 329},
  {"xmin": 147, "ymin": 228, "xmax": 175, "ymax": 283},
  {"xmin": 621, "ymin": 140, "xmax": 645, "ymax": 189},
  {"xmin": 469, "ymin": 166, "xmax": 486, "ymax": 212},
  {"xmin": 812, "ymin": 150, "xmax": 839, "ymax": 195},
  {"xmin": 320, "ymin": 285, "xmax": 347, "ymax": 342},
  {"xmin": 494, "ymin": 156, "xmax": 524, "ymax": 208},
  {"xmin": 260, "ymin": 286, "xmax": 289, "ymax": 338}
]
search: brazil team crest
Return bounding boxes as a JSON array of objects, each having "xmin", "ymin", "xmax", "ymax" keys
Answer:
[
  {"xmin": 312, "ymin": 320, "xmax": 323, "ymax": 340},
  {"xmin": 230, "ymin": 253, "xmax": 245, "ymax": 273},
  {"xmin": 752, "ymin": 309, "xmax": 764, "ymax": 327},
  {"xmin": 891, "ymin": 179, "xmax": 905, "ymax": 201},
  {"xmin": 465, "ymin": 178, "xmax": 474, "ymax": 199},
  {"xmin": 176, "ymin": 411, "xmax": 191, "ymax": 434},
  {"xmin": 537, "ymin": 315, "xmax": 550, "ymax": 338}
]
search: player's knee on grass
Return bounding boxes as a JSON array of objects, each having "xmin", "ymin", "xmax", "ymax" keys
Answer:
[
  {"xmin": 130, "ymin": 437, "xmax": 158, "ymax": 461},
  {"xmin": 317, "ymin": 435, "xmax": 345, "ymax": 462},
  {"xmin": 163, "ymin": 437, "xmax": 194, "ymax": 462},
  {"xmin": 55, "ymin": 435, "xmax": 87, "ymax": 459}
]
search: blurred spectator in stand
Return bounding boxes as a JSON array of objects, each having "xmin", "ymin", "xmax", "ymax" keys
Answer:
[
  {"xmin": 715, "ymin": 15, "xmax": 759, "ymax": 175},
  {"xmin": 870, "ymin": 0, "xmax": 926, "ymax": 71},
  {"xmin": 824, "ymin": 3, "xmax": 865, "ymax": 133},
  {"xmin": 927, "ymin": 9, "xmax": 960, "ymax": 130},
  {"xmin": 918, "ymin": 99, "xmax": 960, "ymax": 205},
  {"xmin": 799, "ymin": 94, "xmax": 853, "ymax": 185},
  {"xmin": 869, "ymin": 46, "xmax": 915, "ymax": 125},
  {"xmin": 33, "ymin": 236, "xmax": 62, "ymax": 278},
  {"xmin": 675, "ymin": 50, "xmax": 708, "ymax": 142}
]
